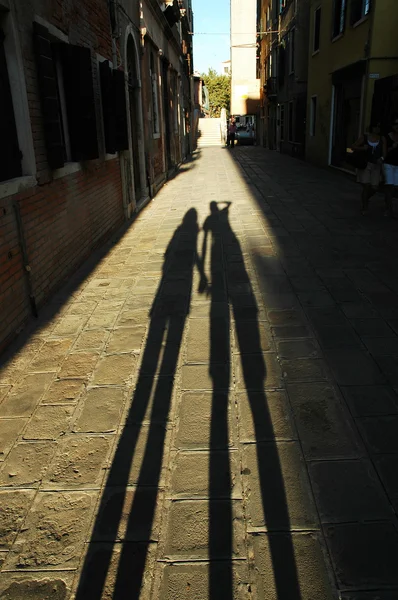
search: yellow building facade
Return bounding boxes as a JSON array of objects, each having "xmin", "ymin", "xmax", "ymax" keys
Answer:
[{"xmin": 306, "ymin": 0, "xmax": 398, "ymax": 168}]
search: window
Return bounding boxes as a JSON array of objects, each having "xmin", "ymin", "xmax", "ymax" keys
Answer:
[
  {"xmin": 350, "ymin": 0, "xmax": 371, "ymax": 25},
  {"xmin": 280, "ymin": 104, "xmax": 285, "ymax": 141},
  {"xmin": 279, "ymin": 0, "xmax": 286, "ymax": 14},
  {"xmin": 313, "ymin": 7, "xmax": 321, "ymax": 52},
  {"xmin": 333, "ymin": 0, "xmax": 347, "ymax": 37},
  {"xmin": 150, "ymin": 51, "xmax": 160, "ymax": 137},
  {"xmin": 33, "ymin": 22, "xmax": 99, "ymax": 169},
  {"xmin": 289, "ymin": 28, "xmax": 295, "ymax": 74},
  {"xmin": 100, "ymin": 59, "xmax": 129, "ymax": 155},
  {"xmin": 310, "ymin": 96, "xmax": 317, "ymax": 136},
  {"xmin": 0, "ymin": 27, "xmax": 22, "ymax": 183},
  {"xmin": 288, "ymin": 101, "xmax": 294, "ymax": 142}
]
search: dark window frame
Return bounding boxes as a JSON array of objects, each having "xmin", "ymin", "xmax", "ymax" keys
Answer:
[
  {"xmin": 289, "ymin": 28, "xmax": 295, "ymax": 74},
  {"xmin": 313, "ymin": 7, "xmax": 321, "ymax": 53},
  {"xmin": 310, "ymin": 95, "xmax": 317, "ymax": 136},
  {"xmin": 33, "ymin": 22, "xmax": 99, "ymax": 170},
  {"xmin": 288, "ymin": 101, "xmax": 294, "ymax": 142},
  {"xmin": 350, "ymin": 0, "xmax": 371, "ymax": 26},
  {"xmin": 280, "ymin": 103, "xmax": 285, "ymax": 141},
  {"xmin": 150, "ymin": 50, "xmax": 160, "ymax": 137},
  {"xmin": 333, "ymin": 0, "xmax": 347, "ymax": 38},
  {"xmin": 0, "ymin": 26, "xmax": 22, "ymax": 183}
]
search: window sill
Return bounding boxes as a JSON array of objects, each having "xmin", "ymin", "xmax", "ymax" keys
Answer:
[
  {"xmin": 312, "ymin": 49, "xmax": 320, "ymax": 57},
  {"xmin": 52, "ymin": 162, "xmax": 82, "ymax": 180},
  {"xmin": 332, "ymin": 33, "xmax": 344, "ymax": 43},
  {"xmin": 153, "ymin": 133, "xmax": 161, "ymax": 140},
  {"xmin": 0, "ymin": 175, "xmax": 37, "ymax": 200},
  {"xmin": 353, "ymin": 15, "xmax": 369, "ymax": 28}
]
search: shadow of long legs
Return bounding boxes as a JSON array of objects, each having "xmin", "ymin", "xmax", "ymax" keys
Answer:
[
  {"xmin": 209, "ymin": 283, "xmax": 232, "ymax": 598},
  {"xmin": 75, "ymin": 209, "xmax": 199, "ymax": 599},
  {"xmin": 233, "ymin": 318, "xmax": 302, "ymax": 599},
  {"xmin": 202, "ymin": 206, "xmax": 233, "ymax": 599},
  {"xmin": 113, "ymin": 316, "xmax": 185, "ymax": 598},
  {"xmin": 217, "ymin": 201, "xmax": 302, "ymax": 600}
]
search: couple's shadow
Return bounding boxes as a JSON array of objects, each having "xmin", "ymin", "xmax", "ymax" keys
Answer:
[{"xmin": 75, "ymin": 202, "xmax": 301, "ymax": 600}]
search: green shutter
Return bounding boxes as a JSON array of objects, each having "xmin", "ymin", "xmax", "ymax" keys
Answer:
[
  {"xmin": 33, "ymin": 22, "xmax": 65, "ymax": 169},
  {"xmin": 57, "ymin": 43, "xmax": 99, "ymax": 161}
]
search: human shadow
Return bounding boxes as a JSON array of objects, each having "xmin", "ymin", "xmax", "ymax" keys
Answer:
[
  {"xmin": 75, "ymin": 208, "xmax": 206, "ymax": 599},
  {"xmin": 201, "ymin": 201, "xmax": 302, "ymax": 600},
  {"xmin": 201, "ymin": 201, "xmax": 233, "ymax": 598}
]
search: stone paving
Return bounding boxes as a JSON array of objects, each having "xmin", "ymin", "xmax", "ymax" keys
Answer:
[{"xmin": 1, "ymin": 146, "xmax": 398, "ymax": 599}]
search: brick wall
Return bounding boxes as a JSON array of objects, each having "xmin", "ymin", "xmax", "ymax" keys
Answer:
[
  {"xmin": 0, "ymin": 159, "xmax": 123, "ymax": 352},
  {"xmin": 0, "ymin": 0, "xmax": 125, "ymax": 353},
  {"xmin": 0, "ymin": 197, "xmax": 31, "ymax": 353}
]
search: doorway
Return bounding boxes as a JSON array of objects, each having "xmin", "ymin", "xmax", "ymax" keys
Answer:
[{"xmin": 331, "ymin": 64, "xmax": 365, "ymax": 168}]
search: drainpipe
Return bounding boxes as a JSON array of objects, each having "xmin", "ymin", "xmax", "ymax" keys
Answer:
[{"xmin": 13, "ymin": 200, "xmax": 37, "ymax": 318}]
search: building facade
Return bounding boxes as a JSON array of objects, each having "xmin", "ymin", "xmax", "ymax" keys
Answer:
[
  {"xmin": 0, "ymin": 0, "xmax": 193, "ymax": 352},
  {"xmin": 258, "ymin": 0, "xmax": 310, "ymax": 157},
  {"xmin": 306, "ymin": 0, "xmax": 398, "ymax": 168},
  {"xmin": 230, "ymin": 0, "xmax": 261, "ymax": 118}
]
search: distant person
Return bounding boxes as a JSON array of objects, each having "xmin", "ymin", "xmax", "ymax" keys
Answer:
[
  {"xmin": 228, "ymin": 119, "xmax": 237, "ymax": 148},
  {"xmin": 352, "ymin": 123, "xmax": 383, "ymax": 216},
  {"xmin": 383, "ymin": 116, "xmax": 398, "ymax": 218}
]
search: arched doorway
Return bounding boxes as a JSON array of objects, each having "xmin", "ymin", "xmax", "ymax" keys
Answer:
[{"xmin": 127, "ymin": 34, "xmax": 142, "ymax": 201}]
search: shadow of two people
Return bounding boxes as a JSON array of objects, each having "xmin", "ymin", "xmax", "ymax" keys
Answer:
[{"xmin": 75, "ymin": 201, "xmax": 302, "ymax": 600}]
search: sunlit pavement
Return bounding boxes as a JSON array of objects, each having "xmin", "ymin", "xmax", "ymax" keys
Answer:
[{"xmin": 1, "ymin": 146, "xmax": 398, "ymax": 599}]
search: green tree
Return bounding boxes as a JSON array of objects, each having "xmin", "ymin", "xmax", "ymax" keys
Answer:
[{"xmin": 201, "ymin": 68, "xmax": 231, "ymax": 118}]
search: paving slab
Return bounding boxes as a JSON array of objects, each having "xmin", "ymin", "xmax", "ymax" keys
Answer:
[
  {"xmin": 161, "ymin": 499, "xmax": 245, "ymax": 561},
  {"xmin": 309, "ymin": 459, "xmax": 393, "ymax": 523},
  {"xmin": 242, "ymin": 442, "xmax": 318, "ymax": 531},
  {"xmin": 70, "ymin": 543, "xmax": 155, "ymax": 600},
  {"xmin": 170, "ymin": 450, "xmax": 241, "ymax": 499},
  {"xmin": 0, "ymin": 441, "xmax": 57, "ymax": 487},
  {"xmin": 73, "ymin": 387, "xmax": 125, "ymax": 433},
  {"xmin": 324, "ymin": 349, "xmax": 385, "ymax": 385},
  {"xmin": 174, "ymin": 392, "xmax": 235, "ymax": 450},
  {"xmin": 357, "ymin": 416, "xmax": 398, "ymax": 453},
  {"xmin": 0, "ymin": 490, "xmax": 35, "ymax": 549},
  {"xmin": 156, "ymin": 562, "xmax": 251, "ymax": 600},
  {"xmin": 340, "ymin": 385, "xmax": 398, "ymax": 416},
  {"xmin": 4, "ymin": 491, "xmax": 96, "ymax": 571},
  {"xmin": 0, "ymin": 573, "xmax": 74, "ymax": 600},
  {"xmin": 324, "ymin": 522, "xmax": 398, "ymax": 588},
  {"xmin": 252, "ymin": 532, "xmax": 335, "ymax": 600},
  {"xmin": 287, "ymin": 382, "xmax": 363, "ymax": 459}
]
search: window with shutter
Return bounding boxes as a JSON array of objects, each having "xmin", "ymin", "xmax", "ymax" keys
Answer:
[
  {"xmin": 113, "ymin": 69, "xmax": 129, "ymax": 151},
  {"xmin": 313, "ymin": 7, "xmax": 321, "ymax": 52},
  {"xmin": 0, "ymin": 27, "xmax": 22, "ymax": 182},
  {"xmin": 350, "ymin": 0, "xmax": 370, "ymax": 25},
  {"xmin": 278, "ymin": 45, "xmax": 286, "ymax": 83},
  {"xmin": 33, "ymin": 22, "xmax": 65, "ymax": 169},
  {"xmin": 150, "ymin": 52, "xmax": 160, "ymax": 137},
  {"xmin": 57, "ymin": 44, "xmax": 99, "ymax": 161},
  {"xmin": 333, "ymin": 0, "xmax": 347, "ymax": 37},
  {"xmin": 100, "ymin": 60, "xmax": 116, "ymax": 154}
]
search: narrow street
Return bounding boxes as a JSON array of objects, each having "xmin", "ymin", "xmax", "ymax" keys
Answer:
[{"xmin": 2, "ymin": 146, "xmax": 398, "ymax": 599}]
